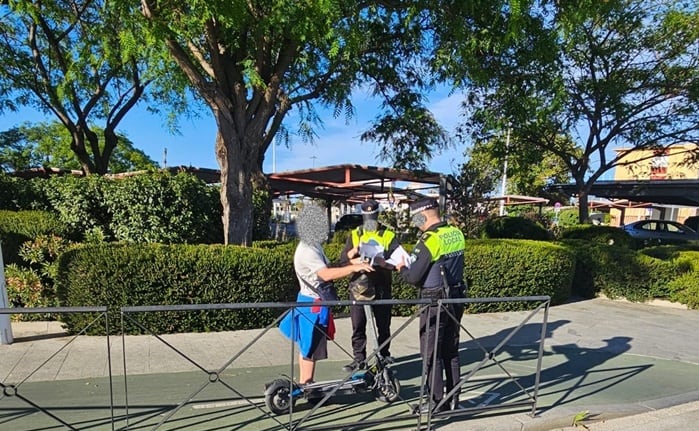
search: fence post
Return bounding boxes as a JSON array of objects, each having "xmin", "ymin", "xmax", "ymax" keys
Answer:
[{"xmin": 0, "ymin": 241, "xmax": 14, "ymax": 345}]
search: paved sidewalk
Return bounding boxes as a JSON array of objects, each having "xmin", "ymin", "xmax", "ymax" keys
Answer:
[
  {"xmin": 1, "ymin": 297, "xmax": 698, "ymax": 430},
  {"xmin": 554, "ymin": 400, "xmax": 699, "ymax": 431}
]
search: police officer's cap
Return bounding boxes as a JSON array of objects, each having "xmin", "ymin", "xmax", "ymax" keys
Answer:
[
  {"xmin": 409, "ymin": 198, "xmax": 439, "ymax": 215},
  {"xmin": 360, "ymin": 200, "xmax": 380, "ymax": 215}
]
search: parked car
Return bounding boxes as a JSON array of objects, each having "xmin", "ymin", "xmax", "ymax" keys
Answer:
[
  {"xmin": 334, "ymin": 214, "xmax": 363, "ymax": 231},
  {"xmin": 621, "ymin": 219, "xmax": 699, "ymax": 246},
  {"xmin": 683, "ymin": 215, "xmax": 699, "ymax": 231}
]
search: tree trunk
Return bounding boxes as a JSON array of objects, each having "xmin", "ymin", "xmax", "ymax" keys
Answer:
[
  {"xmin": 577, "ymin": 189, "xmax": 590, "ymax": 224},
  {"xmin": 215, "ymin": 122, "xmax": 258, "ymax": 246},
  {"xmin": 99, "ymin": 127, "xmax": 119, "ymax": 174},
  {"xmin": 70, "ymin": 130, "xmax": 95, "ymax": 174}
]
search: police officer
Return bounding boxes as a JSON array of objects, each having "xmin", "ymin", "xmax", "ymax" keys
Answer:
[
  {"xmin": 340, "ymin": 200, "xmax": 401, "ymax": 372},
  {"xmin": 395, "ymin": 198, "xmax": 466, "ymax": 413}
]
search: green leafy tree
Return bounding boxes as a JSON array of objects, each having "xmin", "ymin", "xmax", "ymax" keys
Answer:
[
  {"xmin": 0, "ymin": 127, "xmax": 35, "ymax": 171},
  {"xmin": 0, "ymin": 122, "xmax": 158, "ymax": 173},
  {"xmin": 461, "ymin": 136, "xmax": 571, "ymax": 200},
  {"xmin": 441, "ymin": 0, "xmax": 699, "ymax": 223},
  {"xmin": 0, "ymin": 1, "xmax": 180, "ymax": 174},
  {"xmin": 450, "ymin": 134, "xmax": 570, "ymax": 234},
  {"xmin": 449, "ymin": 145, "xmax": 501, "ymax": 237},
  {"xmin": 138, "ymin": 1, "xmax": 462, "ymax": 245}
]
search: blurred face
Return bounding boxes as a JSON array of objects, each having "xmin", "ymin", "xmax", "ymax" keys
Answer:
[
  {"xmin": 410, "ymin": 212, "xmax": 427, "ymax": 229},
  {"xmin": 362, "ymin": 213, "xmax": 379, "ymax": 232},
  {"xmin": 296, "ymin": 203, "xmax": 328, "ymax": 245}
]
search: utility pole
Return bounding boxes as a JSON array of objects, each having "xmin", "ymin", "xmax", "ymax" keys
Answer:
[{"xmin": 499, "ymin": 127, "xmax": 511, "ymax": 217}]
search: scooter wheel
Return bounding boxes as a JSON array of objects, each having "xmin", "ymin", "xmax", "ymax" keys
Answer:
[
  {"xmin": 375, "ymin": 375, "xmax": 401, "ymax": 403},
  {"xmin": 265, "ymin": 379, "xmax": 296, "ymax": 415}
]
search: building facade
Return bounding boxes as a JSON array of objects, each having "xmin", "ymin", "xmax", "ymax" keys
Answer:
[{"xmin": 610, "ymin": 144, "xmax": 698, "ymax": 226}]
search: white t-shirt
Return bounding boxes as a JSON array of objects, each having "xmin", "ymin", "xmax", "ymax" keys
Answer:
[{"xmin": 294, "ymin": 241, "xmax": 329, "ymax": 298}]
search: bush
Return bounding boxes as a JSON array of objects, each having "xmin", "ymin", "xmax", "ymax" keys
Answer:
[
  {"xmin": 104, "ymin": 171, "xmax": 223, "ymax": 243},
  {"xmin": 481, "ymin": 216, "xmax": 550, "ymax": 241},
  {"xmin": 561, "ymin": 239, "xmax": 680, "ymax": 301},
  {"xmin": 560, "ymin": 224, "xmax": 635, "ymax": 249},
  {"xmin": 639, "ymin": 244, "xmax": 699, "ymax": 260},
  {"xmin": 555, "ymin": 208, "xmax": 583, "ymax": 228},
  {"xmin": 55, "ymin": 243, "xmax": 297, "ymax": 334},
  {"xmin": 0, "ymin": 210, "xmax": 66, "ymax": 265},
  {"xmin": 463, "ymin": 239, "xmax": 574, "ymax": 312},
  {"xmin": 668, "ymin": 273, "xmax": 699, "ymax": 309},
  {"xmin": 252, "ymin": 186, "xmax": 272, "ymax": 241},
  {"xmin": 9, "ymin": 172, "xmax": 225, "ymax": 244},
  {"xmin": 41, "ymin": 175, "xmax": 111, "ymax": 241},
  {"xmin": 0, "ymin": 173, "xmax": 49, "ymax": 211},
  {"xmin": 3, "ymin": 264, "xmax": 54, "ymax": 321},
  {"xmin": 643, "ymin": 249, "xmax": 699, "ymax": 308}
]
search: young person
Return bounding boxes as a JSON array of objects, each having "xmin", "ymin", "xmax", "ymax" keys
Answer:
[{"xmin": 279, "ymin": 203, "xmax": 374, "ymax": 384}]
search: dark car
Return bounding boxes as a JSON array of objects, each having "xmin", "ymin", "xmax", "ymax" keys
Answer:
[
  {"xmin": 621, "ymin": 219, "xmax": 699, "ymax": 246},
  {"xmin": 334, "ymin": 214, "xmax": 363, "ymax": 231}
]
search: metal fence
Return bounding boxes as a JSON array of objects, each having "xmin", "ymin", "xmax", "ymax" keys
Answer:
[
  {"xmin": 0, "ymin": 306, "xmax": 113, "ymax": 431},
  {"xmin": 1, "ymin": 296, "xmax": 550, "ymax": 431}
]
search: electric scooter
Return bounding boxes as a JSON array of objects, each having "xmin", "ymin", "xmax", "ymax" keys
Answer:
[{"xmin": 264, "ymin": 304, "xmax": 401, "ymax": 415}]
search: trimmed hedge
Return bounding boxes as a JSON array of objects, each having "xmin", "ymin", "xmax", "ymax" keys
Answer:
[
  {"xmin": 641, "ymin": 248, "xmax": 699, "ymax": 308},
  {"xmin": 560, "ymin": 224, "xmax": 635, "ymax": 249},
  {"xmin": 462, "ymin": 239, "xmax": 574, "ymax": 312},
  {"xmin": 55, "ymin": 243, "xmax": 297, "ymax": 334},
  {"xmin": 55, "ymin": 238, "xmax": 575, "ymax": 333},
  {"xmin": 331, "ymin": 239, "xmax": 574, "ymax": 314},
  {"xmin": 560, "ymin": 239, "xmax": 680, "ymax": 301},
  {"xmin": 668, "ymin": 272, "xmax": 699, "ymax": 309},
  {"xmin": 481, "ymin": 216, "xmax": 550, "ymax": 241}
]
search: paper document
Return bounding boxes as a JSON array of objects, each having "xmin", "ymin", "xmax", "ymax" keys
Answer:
[
  {"xmin": 359, "ymin": 241, "xmax": 384, "ymax": 260},
  {"xmin": 386, "ymin": 245, "xmax": 411, "ymax": 268}
]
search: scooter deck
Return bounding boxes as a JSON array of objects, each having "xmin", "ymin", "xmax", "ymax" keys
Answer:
[{"xmin": 302, "ymin": 374, "xmax": 366, "ymax": 391}]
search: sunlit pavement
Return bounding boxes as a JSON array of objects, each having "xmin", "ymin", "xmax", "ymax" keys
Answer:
[{"xmin": 2, "ymin": 297, "xmax": 698, "ymax": 430}]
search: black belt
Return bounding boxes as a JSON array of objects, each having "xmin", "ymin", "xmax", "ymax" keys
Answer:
[
  {"xmin": 421, "ymin": 285, "xmax": 465, "ymax": 300},
  {"xmin": 420, "ymin": 287, "xmax": 444, "ymax": 300}
]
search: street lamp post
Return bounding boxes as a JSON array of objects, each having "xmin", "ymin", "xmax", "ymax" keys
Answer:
[{"xmin": 498, "ymin": 128, "xmax": 511, "ymax": 217}]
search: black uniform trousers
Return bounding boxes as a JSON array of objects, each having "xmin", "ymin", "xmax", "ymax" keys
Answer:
[
  {"xmin": 349, "ymin": 284, "xmax": 392, "ymax": 362},
  {"xmin": 419, "ymin": 286, "xmax": 465, "ymax": 405}
]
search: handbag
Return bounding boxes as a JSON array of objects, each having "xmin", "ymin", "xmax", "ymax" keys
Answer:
[
  {"xmin": 300, "ymin": 276, "xmax": 339, "ymax": 301},
  {"xmin": 316, "ymin": 281, "xmax": 340, "ymax": 301},
  {"xmin": 348, "ymin": 273, "xmax": 376, "ymax": 301}
]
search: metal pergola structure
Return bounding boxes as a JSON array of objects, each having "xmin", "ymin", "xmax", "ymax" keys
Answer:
[
  {"xmin": 265, "ymin": 164, "xmax": 452, "ymax": 205},
  {"xmin": 554, "ymin": 180, "xmax": 699, "ymax": 207}
]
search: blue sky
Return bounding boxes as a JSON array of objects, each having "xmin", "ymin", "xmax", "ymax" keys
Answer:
[{"xmin": 0, "ymin": 87, "xmax": 468, "ymax": 177}]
